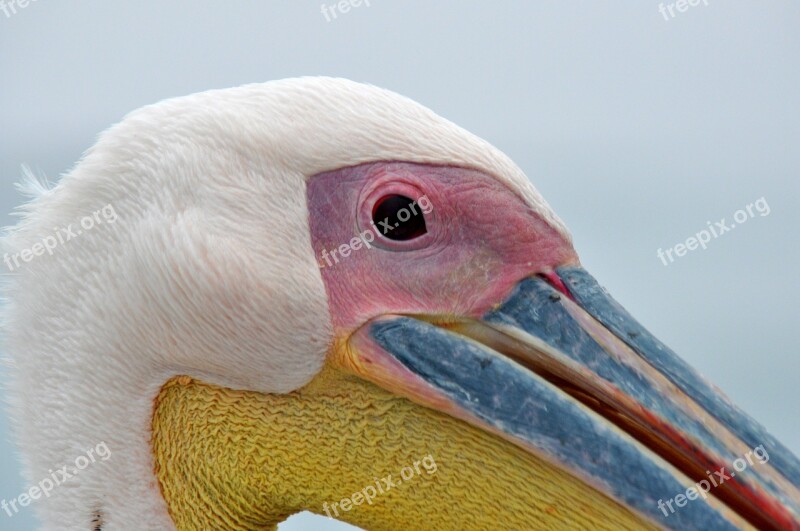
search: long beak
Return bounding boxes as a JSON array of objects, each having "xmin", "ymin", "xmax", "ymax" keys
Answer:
[{"xmin": 344, "ymin": 267, "xmax": 800, "ymax": 530}]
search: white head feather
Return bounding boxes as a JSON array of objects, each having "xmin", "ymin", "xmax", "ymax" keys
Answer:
[{"xmin": 2, "ymin": 77, "xmax": 568, "ymax": 529}]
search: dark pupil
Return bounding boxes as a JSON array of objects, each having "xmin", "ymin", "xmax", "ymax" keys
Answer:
[{"xmin": 372, "ymin": 195, "xmax": 427, "ymax": 240}]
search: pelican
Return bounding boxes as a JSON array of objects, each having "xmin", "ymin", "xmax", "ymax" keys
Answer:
[{"xmin": 2, "ymin": 77, "xmax": 799, "ymax": 531}]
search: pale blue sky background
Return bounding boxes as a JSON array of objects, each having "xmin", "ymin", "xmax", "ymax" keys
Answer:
[{"xmin": 1, "ymin": 1, "xmax": 798, "ymax": 529}]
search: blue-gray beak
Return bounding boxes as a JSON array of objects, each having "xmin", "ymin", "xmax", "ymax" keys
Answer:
[{"xmin": 357, "ymin": 267, "xmax": 800, "ymax": 530}]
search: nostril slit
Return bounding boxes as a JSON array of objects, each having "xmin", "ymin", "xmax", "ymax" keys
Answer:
[{"xmin": 536, "ymin": 272, "xmax": 575, "ymax": 302}]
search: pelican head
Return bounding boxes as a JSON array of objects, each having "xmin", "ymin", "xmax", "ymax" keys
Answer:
[{"xmin": 3, "ymin": 77, "xmax": 799, "ymax": 530}]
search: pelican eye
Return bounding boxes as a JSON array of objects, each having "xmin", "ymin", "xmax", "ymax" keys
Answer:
[{"xmin": 371, "ymin": 194, "xmax": 428, "ymax": 241}]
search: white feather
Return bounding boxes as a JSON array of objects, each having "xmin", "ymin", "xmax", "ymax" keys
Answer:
[{"xmin": 1, "ymin": 77, "xmax": 568, "ymax": 530}]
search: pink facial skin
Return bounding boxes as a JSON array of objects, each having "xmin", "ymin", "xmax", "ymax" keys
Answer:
[{"xmin": 306, "ymin": 162, "xmax": 579, "ymax": 334}]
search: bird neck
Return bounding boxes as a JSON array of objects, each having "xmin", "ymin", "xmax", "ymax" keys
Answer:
[{"xmin": 10, "ymin": 354, "xmax": 178, "ymax": 529}]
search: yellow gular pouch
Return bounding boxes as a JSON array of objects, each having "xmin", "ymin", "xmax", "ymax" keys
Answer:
[{"xmin": 152, "ymin": 364, "xmax": 654, "ymax": 531}]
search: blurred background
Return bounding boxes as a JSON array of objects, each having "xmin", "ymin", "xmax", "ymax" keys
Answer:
[{"xmin": 1, "ymin": 1, "xmax": 798, "ymax": 529}]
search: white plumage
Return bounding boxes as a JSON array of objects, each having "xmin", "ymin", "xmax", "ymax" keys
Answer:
[{"xmin": 2, "ymin": 77, "xmax": 566, "ymax": 530}]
